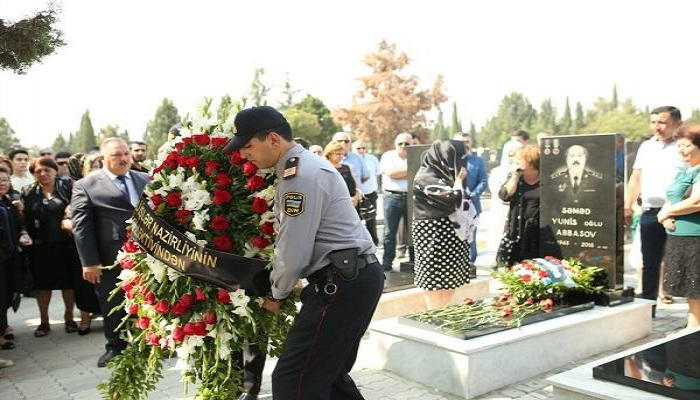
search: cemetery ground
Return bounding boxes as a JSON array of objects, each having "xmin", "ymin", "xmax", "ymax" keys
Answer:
[{"xmin": 0, "ymin": 200, "xmax": 690, "ymax": 400}]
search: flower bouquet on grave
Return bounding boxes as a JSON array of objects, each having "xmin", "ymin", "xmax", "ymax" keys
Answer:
[{"xmin": 98, "ymin": 99, "xmax": 297, "ymax": 400}]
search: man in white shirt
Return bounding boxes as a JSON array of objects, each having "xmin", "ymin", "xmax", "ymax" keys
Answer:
[
  {"xmin": 379, "ymin": 133, "xmax": 413, "ymax": 271},
  {"xmin": 353, "ymin": 140, "xmax": 381, "ymax": 245},
  {"xmin": 8, "ymin": 149, "xmax": 34, "ymax": 191},
  {"xmin": 625, "ymin": 106, "xmax": 687, "ymax": 307},
  {"xmin": 500, "ymin": 130, "xmax": 529, "ymax": 169}
]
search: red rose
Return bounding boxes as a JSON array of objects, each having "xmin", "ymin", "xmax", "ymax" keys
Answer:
[
  {"xmin": 215, "ymin": 173, "xmax": 232, "ymax": 190},
  {"xmin": 251, "ymin": 197, "xmax": 269, "ymax": 214},
  {"xmin": 247, "ymin": 175, "xmax": 265, "ymax": 191},
  {"xmin": 213, "ymin": 235, "xmax": 233, "ymax": 251},
  {"xmin": 259, "ymin": 221, "xmax": 274, "ymax": 236},
  {"xmin": 174, "ymin": 142, "xmax": 185, "ymax": 152},
  {"xmin": 151, "ymin": 194, "xmax": 164, "ymax": 207},
  {"xmin": 139, "ymin": 284, "xmax": 150, "ymax": 296},
  {"xmin": 204, "ymin": 311, "xmax": 217, "ymax": 325},
  {"xmin": 128, "ymin": 304, "xmax": 139, "ymax": 315},
  {"xmin": 172, "ymin": 326, "xmax": 184, "ymax": 341},
  {"xmin": 230, "ymin": 151, "xmax": 245, "ymax": 165},
  {"xmin": 146, "ymin": 331, "xmax": 161, "ymax": 346},
  {"xmin": 175, "ymin": 209, "xmax": 193, "ymax": 224},
  {"xmin": 521, "ymin": 274, "xmax": 532, "ymax": 283},
  {"xmin": 180, "ymin": 293, "xmax": 195, "ymax": 308},
  {"xmin": 243, "ymin": 161, "xmax": 259, "ymax": 177},
  {"xmin": 217, "ymin": 288, "xmax": 232, "ymax": 304},
  {"xmin": 185, "ymin": 156, "xmax": 200, "ymax": 169},
  {"xmin": 137, "ymin": 317, "xmax": 150, "ymax": 329},
  {"xmin": 193, "ymin": 134, "xmax": 210, "ymax": 146},
  {"xmin": 205, "ymin": 161, "xmax": 220, "ymax": 175},
  {"xmin": 121, "ymin": 281, "xmax": 134, "ymax": 293},
  {"xmin": 155, "ymin": 299, "xmax": 170, "ymax": 314},
  {"xmin": 210, "ymin": 215, "xmax": 230, "ymax": 231},
  {"xmin": 166, "ymin": 193, "xmax": 182, "ymax": 207},
  {"xmin": 123, "ymin": 240, "xmax": 139, "ymax": 253},
  {"xmin": 251, "ymin": 236, "xmax": 270, "ymax": 249},
  {"xmin": 502, "ymin": 306, "xmax": 513, "ymax": 318},
  {"xmin": 171, "ymin": 301, "xmax": 188, "ymax": 316},
  {"xmin": 125, "ymin": 290, "xmax": 135, "ymax": 299},
  {"xmin": 211, "ymin": 137, "xmax": 228, "ymax": 149},
  {"xmin": 212, "ymin": 190, "xmax": 232, "ymax": 206},
  {"xmin": 194, "ymin": 322, "xmax": 207, "ymax": 336},
  {"xmin": 183, "ymin": 322, "xmax": 196, "ymax": 336},
  {"xmin": 194, "ymin": 287, "xmax": 206, "ymax": 302},
  {"xmin": 145, "ymin": 292, "xmax": 156, "ymax": 305},
  {"xmin": 120, "ymin": 258, "xmax": 136, "ymax": 270},
  {"xmin": 181, "ymin": 137, "xmax": 193, "ymax": 145}
]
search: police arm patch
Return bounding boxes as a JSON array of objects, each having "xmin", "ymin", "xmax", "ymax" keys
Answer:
[{"xmin": 283, "ymin": 192, "xmax": 305, "ymax": 216}]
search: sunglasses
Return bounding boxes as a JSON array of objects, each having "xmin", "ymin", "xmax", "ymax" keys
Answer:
[
  {"xmin": 337, "ymin": 139, "xmax": 351, "ymax": 144},
  {"xmin": 396, "ymin": 142, "xmax": 409, "ymax": 147},
  {"xmin": 40, "ymin": 152, "xmax": 53, "ymax": 156},
  {"xmin": 356, "ymin": 147, "xmax": 366, "ymax": 150}
]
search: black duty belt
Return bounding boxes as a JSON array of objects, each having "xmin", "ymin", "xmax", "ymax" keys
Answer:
[
  {"xmin": 308, "ymin": 253, "xmax": 378, "ymax": 285},
  {"xmin": 385, "ymin": 190, "xmax": 407, "ymax": 196}
]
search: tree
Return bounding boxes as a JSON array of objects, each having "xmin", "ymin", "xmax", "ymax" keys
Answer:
[
  {"xmin": 283, "ymin": 108, "xmax": 323, "ymax": 144},
  {"xmin": 74, "ymin": 110, "xmax": 96, "ymax": 153},
  {"xmin": 143, "ymin": 98, "xmax": 180, "ymax": 158},
  {"xmin": 450, "ymin": 102, "xmax": 462, "ymax": 134},
  {"xmin": 559, "ymin": 97, "xmax": 572, "ymax": 135},
  {"xmin": 51, "ymin": 133, "xmax": 67, "ymax": 152},
  {"xmin": 0, "ymin": 117, "xmax": 21, "ymax": 154},
  {"xmin": 469, "ymin": 121, "xmax": 477, "ymax": 139},
  {"xmin": 535, "ymin": 98, "xmax": 557, "ymax": 134},
  {"xmin": 611, "ymin": 84, "xmax": 619, "ymax": 111},
  {"xmin": 688, "ymin": 108, "xmax": 700, "ymax": 124},
  {"xmin": 249, "ymin": 68, "xmax": 270, "ymax": 107},
  {"xmin": 98, "ymin": 124, "xmax": 129, "ymax": 143},
  {"xmin": 431, "ymin": 108, "xmax": 449, "ymax": 141},
  {"xmin": 0, "ymin": 4, "xmax": 65, "ymax": 74},
  {"xmin": 280, "ymin": 73, "xmax": 300, "ymax": 110},
  {"xmin": 217, "ymin": 94, "xmax": 233, "ymax": 124},
  {"xmin": 581, "ymin": 109, "xmax": 649, "ymax": 140},
  {"xmin": 291, "ymin": 95, "xmax": 338, "ymax": 144},
  {"xmin": 333, "ymin": 41, "xmax": 447, "ymax": 152},
  {"xmin": 573, "ymin": 101, "xmax": 585, "ymax": 134},
  {"xmin": 478, "ymin": 92, "xmax": 537, "ymax": 149}
]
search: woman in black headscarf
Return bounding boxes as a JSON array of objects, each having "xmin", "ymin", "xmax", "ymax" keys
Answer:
[{"xmin": 412, "ymin": 140, "xmax": 471, "ymax": 309}]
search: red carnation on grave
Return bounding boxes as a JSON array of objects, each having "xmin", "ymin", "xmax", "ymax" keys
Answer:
[
  {"xmin": 259, "ymin": 221, "xmax": 274, "ymax": 236},
  {"xmin": 215, "ymin": 173, "xmax": 232, "ymax": 190},
  {"xmin": 155, "ymin": 299, "xmax": 170, "ymax": 314},
  {"xmin": 146, "ymin": 331, "xmax": 161, "ymax": 346},
  {"xmin": 210, "ymin": 215, "xmax": 230, "ymax": 231},
  {"xmin": 183, "ymin": 322, "xmax": 207, "ymax": 336},
  {"xmin": 193, "ymin": 134, "xmax": 210, "ymax": 146},
  {"xmin": 521, "ymin": 274, "xmax": 532, "ymax": 283},
  {"xmin": 213, "ymin": 235, "xmax": 233, "ymax": 251},
  {"xmin": 251, "ymin": 197, "xmax": 269, "ymax": 214},
  {"xmin": 175, "ymin": 209, "xmax": 193, "ymax": 225},
  {"xmin": 194, "ymin": 287, "xmax": 206, "ymax": 302},
  {"xmin": 230, "ymin": 150, "xmax": 245, "ymax": 165},
  {"xmin": 128, "ymin": 304, "xmax": 139, "ymax": 315},
  {"xmin": 123, "ymin": 240, "xmax": 139, "ymax": 253},
  {"xmin": 463, "ymin": 297, "xmax": 475, "ymax": 305},
  {"xmin": 251, "ymin": 236, "xmax": 270, "ymax": 249},
  {"xmin": 212, "ymin": 190, "xmax": 232, "ymax": 206},
  {"xmin": 145, "ymin": 292, "xmax": 156, "ymax": 305},
  {"xmin": 247, "ymin": 175, "xmax": 265, "ymax": 191},
  {"xmin": 180, "ymin": 293, "xmax": 195, "ymax": 309},
  {"xmin": 205, "ymin": 161, "xmax": 220, "ymax": 175},
  {"xmin": 175, "ymin": 142, "xmax": 186, "ymax": 152},
  {"xmin": 204, "ymin": 311, "xmax": 217, "ymax": 325},
  {"xmin": 171, "ymin": 301, "xmax": 188, "ymax": 316},
  {"xmin": 151, "ymin": 194, "xmax": 164, "ymax": 207},
  {"xmin": 137, "ymin": 317, "xmax": 150, "ymax": 329},
  {"xmin": 172, "ymin": 326, "xmax": 184, "ymax": 342},
  {"xmin": 122, "ymin": 281, "xmax": 134, "ymax": 293},
  {"xmin": 166, "ymin": 193, "xmax": 182, "ymax": 207},
  {"xmin": 120, "ymin": 258, "xmax": 136, "ymax": 270},
  {"xmin": 243, "ymin": 161, "xmax": 259, "ymax": 177},
  {"xmin": 185, "ymin": 156, "xmax": 200, "ymax": 169},
  {"xmin": 211, "ymin": 137, "xmax": 228, "ymax": 149},
  {"xmin": 538, "ymin": 270, "xmax": 548, "ymax": 278},
  {"xmin": 217, "ymin": 288, "xmax": 232, "ymax": 304}
]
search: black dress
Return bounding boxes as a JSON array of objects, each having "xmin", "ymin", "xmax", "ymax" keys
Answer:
[
  {"xmin": 498, "ymin": 176, "xmax": 541, "ymax": 265},
  {"xmin": 336, "ymin": 164, "xmax": 356, "ymax": 197}
]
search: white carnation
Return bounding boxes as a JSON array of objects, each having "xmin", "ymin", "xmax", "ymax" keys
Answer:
[
  {"xmin": 183, "ymin": 190, "xmax": 212, "ymax": 211},
  {"xmin": 117, "ymin": 268, "xmax": 137, "ymax": 282},
  {"xmin": 146, "ymin": 255, "xmax": 168, "ymax": 283},
  {"xmin": 192, "ymin": 210, "xmax": 210, "ymax": 231}
]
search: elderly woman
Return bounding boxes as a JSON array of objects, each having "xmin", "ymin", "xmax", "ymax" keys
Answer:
[
  {"xmin": 412, "ymin": 140, "xmax": 471, "ymax": 308},
  {"xmin": 497, "ymin": 145, "xmax": 542, "ymax": 266},
  {"xmin": 22, "ymin": 158, "xmax": 94, "ymax": 337},
  {"xmin": 324, "ymin": 141, "xmax": 360, "ymax": 207},
  {"xmin": 657, "ymin": 125, "xmax": 700, "ymax": 329}
]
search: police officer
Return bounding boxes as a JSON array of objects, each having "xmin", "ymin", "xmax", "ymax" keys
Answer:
[{"xmin": 224, "ymin": 106, "xmax": 383, "ymax": 399}]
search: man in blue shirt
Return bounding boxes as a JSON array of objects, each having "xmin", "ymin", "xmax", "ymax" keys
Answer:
[{"xmin": 457, "ymin": 133, "xmax": 488, "ymax": 267}]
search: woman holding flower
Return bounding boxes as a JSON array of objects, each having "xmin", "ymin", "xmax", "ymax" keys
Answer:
[{"xmin": 657, "ymin": 125, "xmax": 700, "ymax": 329}]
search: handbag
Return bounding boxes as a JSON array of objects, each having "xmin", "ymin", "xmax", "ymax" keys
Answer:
[
  {"xmin": 496, "ymin": 180, "xmax": 524, "ymax": 267},
  {"xmin": 359, "ymin": 195, "xmax": 377, "ymax": 221}
]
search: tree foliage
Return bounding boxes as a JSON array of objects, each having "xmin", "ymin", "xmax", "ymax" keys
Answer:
[
  {"xmin": 431, "ymin": 108, "xmax": 449, "ymax": 141},
  {"xmin": 535, "ymin": 98, "xmax": 557, "ymax": 134},
  {"xmin": 289, "ymin": 94, "xmax": 338, "ymax": 145},
  {"xmin": 333, "ymin": 40, "xmax": 447, "ymax": 152},
  {"xmin": 479, "ymin": 92, "xmax": 537, "ymax": 149},
  {"xmin": 559, "ymin": 97, "xmax": 572, "ymax": 135},
  {"xmin": 51, "ymin": 133, "xmax": 67, "ymax": 152},
  {"xmin": 0, "ymin": 117, "xmax": 21, "ymax": 154},
  {"xmin": 98, "ymin": 124, "xmax": 130, "ymax": 143},
  {"xmin": 144, "ymin": 98, "xmax": 180, "ymax": 158},
  {"xmin": 249, "ymin": 68, "xmax": 270, "ymax": 107},
  {"xmin": 73, "ymin": 110, "xmax": 96, "ymax": 153},
  {"xmin": 573, "ymin": 101, "xmax": 585, "ymax": 134},
  {"xmin": 0, "ymin": 4, "xmax": 66, "ymax": 74},
  {"xmin": 283, "ymin": 108, "xmax": 323, "ymax": 144},
  {"xmin": 450, "ymin": 102, "xmax": 462, "ymax": 134}
]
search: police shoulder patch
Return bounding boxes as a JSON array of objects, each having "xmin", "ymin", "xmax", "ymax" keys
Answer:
[
  {"xmin": 283, "ymin": 157, "xmax": 299, "ymax": 180},
  {"xmin": 283, "ymin": 192, "xmax": 305, "ymax": 216}
]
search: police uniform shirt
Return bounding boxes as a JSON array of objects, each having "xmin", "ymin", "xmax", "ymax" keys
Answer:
[{"xmin": 272, "ymin": 144, "xmax": 376, "ymax": 300}]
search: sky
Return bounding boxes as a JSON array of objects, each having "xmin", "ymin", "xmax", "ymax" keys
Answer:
[{"xmin": 2, "ymin": 0, "xmax": 700, "ymax": 148}]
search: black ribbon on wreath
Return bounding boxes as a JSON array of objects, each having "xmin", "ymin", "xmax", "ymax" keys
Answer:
[{"xmin": 130, "ymin": 197, "xmax": 271, "ymax": 296}]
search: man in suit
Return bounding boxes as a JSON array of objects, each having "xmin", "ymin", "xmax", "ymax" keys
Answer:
[
  {"xmin": 550, "ymin": 144, "xmax": 602, "ymax": 205},
  {"xmin": 71, "ymin": 138, "xmax": 149, "ymax": 367},
  {"xmin": 456, "ymin": 133, "xmax": 488, "ymax": 269}
]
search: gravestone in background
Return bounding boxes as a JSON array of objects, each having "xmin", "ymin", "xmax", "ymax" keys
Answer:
[{"xmin": 540, "ymin": 134, "xmax": 631, "ymax": 305}]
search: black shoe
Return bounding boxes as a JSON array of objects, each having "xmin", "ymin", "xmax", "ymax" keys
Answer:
[
  {"xmin": 97, "ymin": 349, "xmax": 121, "ymax": 368},
  {"xmin": 0, "ymin": 341, "xmax": 15, "ymax": 350}
]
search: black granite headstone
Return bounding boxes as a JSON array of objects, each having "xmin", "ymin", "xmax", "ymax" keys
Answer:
[{"xmin": 540, "ymin": 134, "xmax": 625, "ymax": 293}]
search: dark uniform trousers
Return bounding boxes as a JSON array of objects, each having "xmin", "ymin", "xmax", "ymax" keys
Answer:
[
  {"xmin": 272, "ymin": 261, "xmax": 384, "ymax": 399},
  {"xmin": 95, "ymin": 266, "xmax": 128, "ymax": 351}
]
